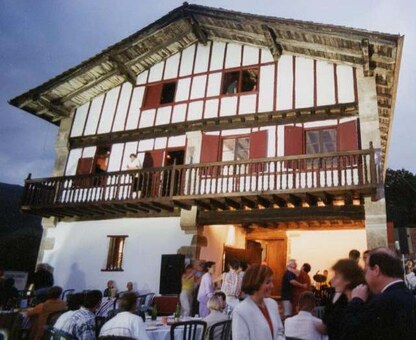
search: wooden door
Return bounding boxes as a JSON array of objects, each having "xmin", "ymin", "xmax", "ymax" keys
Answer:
[{"xmin": 264, "ymin": 239, "xmax": 287, "ymax": 296}]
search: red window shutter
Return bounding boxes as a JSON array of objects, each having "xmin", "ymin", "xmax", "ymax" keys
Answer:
[
  {"xmin": 200, "ymin": 134, "xmax": 220, "ymax": 163},
  {"xmin": 150, "ymin": 150, "xmax": 165, "ymax": 167},
  {"xmin": 143, "ymin": 84, "xmax": 163, "ymax": 109},
  {"xmin": 284, "ymin": 126, "xmax": 304, "ymax": 169},
  {"xmin": 250, "ymin": 130, "xmax": 268, "ymax": 159},
  {"xmin": 76, "ymin": 157, "xmax": 94, "ymax": 175},
  {"xmin": 338, "ymin": 120, "xmax": 359, "ymax": 151}
]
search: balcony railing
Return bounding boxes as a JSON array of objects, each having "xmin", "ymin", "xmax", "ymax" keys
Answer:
[{"xmin": 21, "ymin": 145, "xmax": 382, "ymax": 218}]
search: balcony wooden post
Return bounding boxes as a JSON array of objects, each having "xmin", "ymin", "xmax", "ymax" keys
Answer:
[
  {"xmin": 169, "ymin": 160, "xmax": 177, "ymax": 197},
  {"xmin": 369, "ymin": 142, "xmax": 377, "ymax": 185}
]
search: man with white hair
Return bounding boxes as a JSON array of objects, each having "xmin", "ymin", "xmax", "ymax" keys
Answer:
[{"xmin": 281, "ymin": 259, "xmax": 308, "ymax": 318}]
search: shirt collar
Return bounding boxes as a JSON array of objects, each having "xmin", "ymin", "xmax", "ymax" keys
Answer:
[{"xmin": 381, "ymin": 279, "xmax": 403, "ymax": 293}]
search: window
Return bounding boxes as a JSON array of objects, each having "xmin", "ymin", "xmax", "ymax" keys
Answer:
[
  {"xmin": 103, "ymin": 235, "xmax": 127, "ymax": 271},
  {"xmin": 222, "ymin": 68, "xmax": 258, "ymax": 95},
  {"xmin": 143, "ymin": 81, "xmax": 177, "ymax": 109},
  {"xmin": 305, "ymin": 128, "xmax": 337, "ymax": 168},
  {"xmin": 222, "ymin": 137, "xmax": 250, "ymax": 161}
]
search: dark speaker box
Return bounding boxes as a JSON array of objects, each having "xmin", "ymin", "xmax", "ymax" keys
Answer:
[{"xmin": 159, "ymin": 254, "xmax": 185, "ymax": 295}]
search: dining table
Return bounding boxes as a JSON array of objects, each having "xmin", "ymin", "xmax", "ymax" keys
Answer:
[{"xmin": 145, "ymin": 317, "xmax": 204, "ymax": 340}]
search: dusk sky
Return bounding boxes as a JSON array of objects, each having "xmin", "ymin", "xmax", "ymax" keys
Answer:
[{"xmin": 0, "ymin": 0, "xmax": 414, "ymax": 185}]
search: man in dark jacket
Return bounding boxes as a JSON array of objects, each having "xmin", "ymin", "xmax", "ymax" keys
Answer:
[{"xmin": 342, "ymin": 247, "xmax": 416, "ymax": 340}]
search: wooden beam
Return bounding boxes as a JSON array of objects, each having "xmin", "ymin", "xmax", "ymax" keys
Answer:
[
  {"xmin": 70, "ymin": 102, "xmax": 358, "ymax": 148},
  {"xmin": 151, "ymin": 201, "xmax": 175, "ymax": 212},
  {"xmin": 37, "ymin": 97, "xmax": 71, "ymax": 117},
  {"xmin": 126, "ymin": 203, "xmax": 149, "ymax": 213},
  {"xmin": 194, "ymin": 199, "xmax": 211, "ymax": 210},
  {"xmin": 257, "ymin": 195, "xmax": 273, "ymax": 208},
  {"xmin": 262, "ymin": 25, "xmax": 283, "ymax": 61},
  {"xmin": 241, "ymin": 196, "xmax": 257, "ymax": 209},
  {"xmin": 198, "ymin": 205, "xmax": 365, "ymax": 225},
  {"xmin": 361, "ymin": 38, "xmax": 374, "ymax": 77},
  {"xmin": 225, "ymin": 197, "xmax": 241, "ymax": 210},
  {"xmin": 173, "ymin": 200, "xmax": 193, "ymax": 210},
  {"xmin": 109, "ymin": 55, "xmax": 137, "ymax": 85},
  {"xmin": 186, "ymin": 13, "xmax": 208, "ymax": 45},
  {"xmin": 272, "ymin": 195, "xmax": 287, "ymax": 208},
  {"xmin": 209, "ymin": 198, "xmax": 227, "ymax": 210}
]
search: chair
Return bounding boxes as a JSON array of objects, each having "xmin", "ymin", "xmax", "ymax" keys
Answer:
[
  {"xmin": 95, "ymin": 316, "xmax": 107, "ymax": 337},
  {"xmin": 46, "ymin": 310, "xmax": 66, "ymax": 326},
  {"xmin": 141, "ymin": 293, "xmax": 155, "ymax": 313},
  {"xmin": 61, "ymin": 289, "xmax": 75, "ymax": 301},
  {"xmin": 207, "ymin": 320, "xmax": 232, "ymax": 340},
  {"xmin": 170, "ymin": 320, "xmax": 207, "ymax": 340},
  {"xmin": 43, "ymin": 328, "xmax": 76, "ymax": 340},
  {"xmin": 0, "ymin": 329, "xmax": 9, "ymax": 340},
  {"xmin": 98, "ymin": 336, "xmax": 136, "ymax": 340}
]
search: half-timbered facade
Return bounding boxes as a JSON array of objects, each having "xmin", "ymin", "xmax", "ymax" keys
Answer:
[{"xmin": 10, "ymin": 4, "xmax": 403, "ymax": 294}]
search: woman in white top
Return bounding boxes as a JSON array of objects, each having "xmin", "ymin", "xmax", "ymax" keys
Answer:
[
  {"xmin": 232, "ymin": 264, "xmax": 284, "ymax": 340},
  {"xmin": 197, "ymin": 261, "xmax": 216, "ymax": 317},
  {"xmin": 221, "ymin": 259, "xmax": 242, "ymax": 310}
]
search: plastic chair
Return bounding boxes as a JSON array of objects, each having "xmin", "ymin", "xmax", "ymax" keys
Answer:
[
  {"xmin": 61, "ymin": 289, "xmax": 75, "ymax": 301},
  {"xmin": 141, "ymin": 293, "xmax": 155, "ymax": 313},
  {"xmin": 170, "ymin": 320, "xmax": 207, "ymax": 340},
  {"xmin": 207, "ymin": 320, "xmax": 232, "ymax": 340}
]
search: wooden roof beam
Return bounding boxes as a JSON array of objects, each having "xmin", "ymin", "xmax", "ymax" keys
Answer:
[
  {"xmin": 185, "ymin": 12, "xmax": 208, "ymax": 45},
  {"xmin": 37, "ymin": 96, "xmax": 71, "ymax": 118},
  {"xmin": 109, "ymin": 55, "xmax": 137, "ymax": 85},
  {"xmin": 361, "ymin": 38, "xmax": 374, "ymax": 77},
  {"xmin": 262, "ymin": 25, "xmax": 283, "ymax": 61}
]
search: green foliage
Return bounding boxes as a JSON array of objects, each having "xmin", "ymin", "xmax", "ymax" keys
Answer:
[{"xmin": 385, "ymin": 168, "xmax": 416, "ymax": 228}]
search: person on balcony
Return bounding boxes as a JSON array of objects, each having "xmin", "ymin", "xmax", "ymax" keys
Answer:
[{"xmin": 127, "ymin": 153, "xmax": 142, "ymax": 198}]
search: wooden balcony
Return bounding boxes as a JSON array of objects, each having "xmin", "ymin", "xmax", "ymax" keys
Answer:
[{"xmin": 21, "ymin": 146, "xmax": 382, "ymax": 221}]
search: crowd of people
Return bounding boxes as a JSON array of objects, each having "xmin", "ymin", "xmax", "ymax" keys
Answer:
[{"xmin": 1, "ymin": 247, "xmax": 416, "ymax": 339}]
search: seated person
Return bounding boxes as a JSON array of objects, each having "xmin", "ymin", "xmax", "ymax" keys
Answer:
[
  {"xmin": 203, "ymin": 295, "xmax": 229, "ymax": 329},
  {"xmin": 26, "ymin": 286, "xmax": 67, "ymax": 340},
  {"xmin": 54, "ymin": 293, "xmax": 84, "ymax": 329},
  {"xmin": 284, "ymin": 292, "xmax": 326, "ymax": 340},
  {"xmin": 99, "ymin": 292, "xmax": 149, "ymax": 339},
  {"xmin": 0, "ymin": 278, "xmax": 19, "ymax": 309},
  {"xmin": 54, "ymin": 290, "xmax": 102, "ymax": 339},
  {"xmin": 126, "ymin": 281, "xmax": 138, "ymax": 295},
  {"xmin": 103, "ymin": 280, "xmax": 117, "ymax": 298}
]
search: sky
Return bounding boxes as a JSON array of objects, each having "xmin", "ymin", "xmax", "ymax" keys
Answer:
[{"xmin": 0, "ymin": 0, "xmax": 415, "ymax": 185}]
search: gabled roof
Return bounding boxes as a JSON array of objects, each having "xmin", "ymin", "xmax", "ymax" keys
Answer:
[{"xmin": 9, "ymin": 2, "xmax": 403, "ymax": 167}]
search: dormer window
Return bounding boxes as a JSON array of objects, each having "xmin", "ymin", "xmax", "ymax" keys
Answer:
[
  {"xmin": 222, "ymin": 68, "xmax": 258, "ymax": 95},
  {"xmin": 143, "ymin": 81, "xmax": 177, "ymax": 109}
]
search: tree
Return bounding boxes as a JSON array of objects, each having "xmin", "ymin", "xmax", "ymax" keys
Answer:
[{"xmin": 385, "ymin": 168, "xmax": 416, "ymax": 229}]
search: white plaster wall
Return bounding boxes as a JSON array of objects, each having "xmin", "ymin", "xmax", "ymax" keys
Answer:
[
  {"xmin": 287, "ymin": 229, "xmax": 367, "ymax": 276},
  {"xmin": 43, "ymin": 217, "xmax": 192, "ymax": 293}
]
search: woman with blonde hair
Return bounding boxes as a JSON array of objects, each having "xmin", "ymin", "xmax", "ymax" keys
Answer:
[{"xmin": 180, "ymin": 264, "xmax": 195, "ymax": 316}]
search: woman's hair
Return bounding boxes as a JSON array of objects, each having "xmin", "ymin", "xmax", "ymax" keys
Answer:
[
  {"xmin": 207, "ymin": 296, "xmax": 222, "ymax": 311},
  {"xmin": 229, "ymin": 259, "xmax": 240, "ymax": 271},
  {"xmin": 241, "ymin": 264, "xmax": 273, "ymax": 295},
  {"xmin": 332, "ymin": 259, "xmax": 365, "ymax": 290},
  {"xmin": 204, "ymin": 261, "xmax": 215, "ymax": 272},
  {"xmin": 183, "ymin": 264, "xmax": 193, "ymax": 273},
  {"xmin": 214, "ymin": 291, "xmax": 226, "ymax": 302}
]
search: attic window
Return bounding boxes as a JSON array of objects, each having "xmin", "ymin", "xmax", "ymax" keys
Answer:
[
  {"xmin": 222, "ymin": 68, "xmax": 258, "ymax": 95},
  {"xmin": 143, "ymin": 81, "xmax": 177, "ymax": 109}
]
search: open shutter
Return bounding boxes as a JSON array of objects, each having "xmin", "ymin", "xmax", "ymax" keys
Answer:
[
  {"xmin": 150, "ymin": 150, "xmax": 165, "ymax": 167},
  {"xmin": 76, "ymin": 157, "xmax": 94, "ymax": 175},
  {"xmin": 249, "ymin": 130, "xmax": 268, "ymax": 173},
  {"xmin": 200, "ymin": 134, "xmax": 220, "ymax": 176},
  {"xmin": 338, "ymin": 120, "xmax": 359, "ymax": 168},
  {"xmin": 142, "ymin": 84, "xmax": 163, "ymax": 109},
  {"xmin": 338, "ymin": 120, "xmax": 359, "ymax": 151},
  {"xmin": 284, "ymin": 126, "xmax": 304, "ymax": 169}
]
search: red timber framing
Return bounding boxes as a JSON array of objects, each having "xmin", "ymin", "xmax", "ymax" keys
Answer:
[
  {"xmin": 68, "ymin": 43, "xmax": 358, "ymax": 147},
  {"xmin": 21, "ymin": 145, "xmax": 381, "ymax": 221}
]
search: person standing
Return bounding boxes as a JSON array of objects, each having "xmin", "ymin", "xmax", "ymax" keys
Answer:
[
  {"xmin": 348, "ymin": 249, "xmax": 361, "ymax": 264},
  {"xmin": 197, "ymin": 261, "xmax": 215, "ymax": 317},
  {"xmin": 32, "ymin": 264, "xmax": 54, "ymax": 302},
  {"xmin": 342, "ymin": 248, "xmax": 416, "ymax": 339},
  {"xmin": 322, "ymin": 259, "xmax": 365, "ymax": 340},
  {"xmin": 232, "ymin": 264, "xmax": 284, "ymax": 340},
  {"xmin": 180, "ymin": 264, "xmax": 195, "ymax": 317},
  {"xmin": 281, "ymin": 259, "xmax": 307, "ymax": 318},
  {"xmin": 221, "ymin": 259, "xmax": 242, "ymax": 310},
  {"xmin": 291, "ymin": 263, "xmax": 312, "ymax": 313},
  {"xmin": 127, "ymin": 153, "xmax": 142, "ymax": 198}
]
